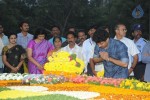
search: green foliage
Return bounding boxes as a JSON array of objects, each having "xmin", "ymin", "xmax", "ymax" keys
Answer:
[
  {"xmin": 0, "ymin": 0, "xmax": 149, "ymax": 39},
  {"xmin": 69, "ymin": 54, "xmax": 76, "ymax": 60}
]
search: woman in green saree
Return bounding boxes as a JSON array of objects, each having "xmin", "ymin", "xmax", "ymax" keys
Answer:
[{"xmin": 2, "ymin": 33, "xmax": 26, "ymax": 73}]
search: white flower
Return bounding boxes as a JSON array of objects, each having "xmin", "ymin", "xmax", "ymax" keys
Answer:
[
  {"xmin": 42, "ymin": 91, "xmax": 100, "ymax": 99},
  {"xmin": 16, "ymin": 76, "xmax": 23, "ymax": 80},
  {"xmin": 7, "ymin": 86, "xmax": 48, "ymax": 92}
]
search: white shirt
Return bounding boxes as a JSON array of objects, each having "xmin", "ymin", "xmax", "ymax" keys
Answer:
[
  {"xmin": 0, "ymin": 34, "xmax": 9, "ymax": 68},
  {"xmin": 133, "ymin": 38, "xmax": 147, "ymax": 62},
  {"xmin": 61, "ymin": 44, "xmax": 83, "ymax": 60},
  {"xmin": 82, "ymin": 38, "xmax": 96, "ymax": 65},
  {"xmin": 0, "ymin": 38, "xmax": 4, "ymax": 56},
  {"xmin": 82, "ymin": 38, "xmax": 104, "ymax": 72},
  {"xmin": 114, "ymin": 36, "xmax": 140, "ymax": 76}
]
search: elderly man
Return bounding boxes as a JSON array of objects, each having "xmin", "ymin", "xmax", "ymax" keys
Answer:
[{"xmin": 114, "ymin": 23, "xmax": 139, "ymax": 78}]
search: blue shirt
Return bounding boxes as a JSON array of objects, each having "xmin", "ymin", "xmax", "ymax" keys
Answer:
[
  {"xmin": 134, "ymin": 37, "xmax": 147, "ymax": 62},
  {"xmin": 94, "ymin": 38, "xmax": 129, "ymax": 78},
  {"xmin": 49, "ymin": 37, "xmax": 66, "ymax": 45},
  {"xmin": 17, "ymin": 33, "xmax": 33, "ymax": 49},
  {"xmin": 142, "ymin": 42, "xmax": 150, "ymax": 82}
]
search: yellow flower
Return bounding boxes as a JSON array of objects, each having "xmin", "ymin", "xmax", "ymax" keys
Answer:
[
  {"xmin": 136, "ymin": 83, "xmax": 144, "ymax": 88},
  {"xmin": 130, "ymin": 84, "xmax": 135, "ymax": 89},
  {"xmin": 124, "ymin": 79, "xmax": 132, "ymax": 86},
  {"xmin": 145, "ymin": 84, "xmax": 150, "ymax": 90},
  {"xmin": 97, "ymin": 70, "xmax": 104, "ymax": 77},
  {"xmin": 44, "ymin": 51, "xmax": 85, "ymax": 74},
  {"xmin": 0, "ymin": 90, "xmax": 46, "ymax": 99}
]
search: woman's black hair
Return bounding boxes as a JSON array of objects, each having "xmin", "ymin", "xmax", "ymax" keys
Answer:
[
  {"xmin": 53, "ymin": 36, "xmax": 62, "ymax": 44},
  {"xmin": 8, "ymin": 32, "xmax": 17, "ymax": 39},
  {"xmin": 34, "ymin": 28, "xmax": 46, "ymax": 39}
]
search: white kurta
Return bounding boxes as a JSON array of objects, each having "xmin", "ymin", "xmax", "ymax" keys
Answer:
[
  {"xmin": 82, "ymin": 38, "xmax": 104, "ymax": 72},
  {"xmin": 61, "ymin": 44, "xmax": 83, "ymax": 61}
]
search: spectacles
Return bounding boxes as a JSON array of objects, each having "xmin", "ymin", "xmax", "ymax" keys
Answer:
[
  {"xmin": 117, "ymin": 29, "xmax": 127, "ymax": 32},
  {"xmin": 122, "ymin": 29, "xmax": 127, "ymax": 32}
]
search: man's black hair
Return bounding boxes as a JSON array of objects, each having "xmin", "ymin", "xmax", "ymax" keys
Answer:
[{"xmin": 92, "ymin": 28, "xmax": 110, "ymax": 43}]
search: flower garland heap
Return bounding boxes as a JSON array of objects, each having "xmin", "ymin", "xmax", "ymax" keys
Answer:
[
  {"xmin": 44, "ymin": 51, "xmax": 85, "ymax": 75},
  {"xmin": 120, "ymin": 79, "xmax": 150, "ymax": 91},
  {"xmin": 0, "ymin": 73, "xmax": 29, "ymax": 86},
  {"xmin": 22, "ymin": 74, "xmax": 67, "ymax": 84}
]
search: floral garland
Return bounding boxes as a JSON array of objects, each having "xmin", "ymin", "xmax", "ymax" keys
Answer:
[
  {"xmin": 1, "ymin": 73, "xmax": 150, "ymax": 99},
  {"xmin": 1, "ymin": 73, "xmax": 150, "ymax": 92},
  {"xmin": 0, "ymin": 73, "xmax": 28, "ymax": 80},
  {"xmin": 44, "ymin": 51, "xmax": 85, "ymax": 75},
  {"xmin": 0, "ymin": 73, "xmax": 29, "ymax": 86},
  {"xmin": 22, "ymin": 74, "xmax": 67, "ymax": 84},
  {"xmin": 70, "ymin": 75, "xmax": 124, "ymax": 87},
  {"xmin": 120, "ymin": 79, "xmax": 150, "ymax": 91},
  {"xmin": 41, "ymin": 83, "xmax": 150, "ymax": 99}
]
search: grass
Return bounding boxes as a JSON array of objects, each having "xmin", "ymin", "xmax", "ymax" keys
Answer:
[
  {"xmin": 4, "ymin": 94, "xmax": 80, "ymax": 100},
  {"xmin": 0, "ymin": 87, "xmax": 11, "ymax": 92},
  {"xmin": 0, "ymin": 87, "xmax": 80, "ymax": 100}
]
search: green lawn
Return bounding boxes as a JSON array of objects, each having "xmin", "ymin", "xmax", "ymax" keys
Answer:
[
  {"xmin": 4, "ymin": 94, "xmax": 80, "ymax": 100},
  {"xmin": 0, "ymin": 87, "xmax": 11, "ymax": 92},
  {"xmin": 0, "ymin": 87, "xmax": 80, "ymax": 100}
]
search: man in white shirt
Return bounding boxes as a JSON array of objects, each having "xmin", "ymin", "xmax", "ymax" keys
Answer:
[
  {"xmin": 82, "ymin": 25, "xmax": 104, "ymax": 76},
  {"xmin": 0, "ymin": 24, "xmax": 9, "ymax": 73},
  {"xmin": 114, "ymin": 23, "xmax": 139, "ymax": 77},
  {"xmin": 61, "ymin": 31, "xmax": 83, "ymax": 60}
]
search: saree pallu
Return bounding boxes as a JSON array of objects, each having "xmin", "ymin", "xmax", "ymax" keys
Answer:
[
  {"xmin": 27, "ymin": 39, "xmax": 54, "ymax": 74},
  {"xmin": 2, "ymin": 45, "xmax": 26, "ymax": 73}
]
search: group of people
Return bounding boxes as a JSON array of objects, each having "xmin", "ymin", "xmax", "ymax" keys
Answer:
[{"xmin": 0, "ymin": 21, "xmax": 150, "ymax": 82}]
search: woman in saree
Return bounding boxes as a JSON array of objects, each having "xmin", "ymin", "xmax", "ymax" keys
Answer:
[
  {"xmin": 47, "ymin": 36, "xmax": 62, "ymax": 57},
  {"xmin": 27, "ymin": 28, "xmax": 54, "ymax": 74},
  {"xmin": 2, "ymin": 33, "xmax": 26, "ymax": 73}
]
